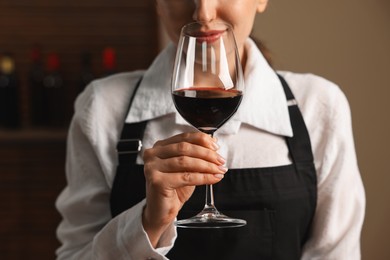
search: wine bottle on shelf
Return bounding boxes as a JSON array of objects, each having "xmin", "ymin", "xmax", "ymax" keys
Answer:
[
  {"xmin": 101, "ymin": 47, "xmax": 117, "ymax": 77},
  {"xmin": 79, "ymin": 51, "xmax": 95, "ymax": 92},
  {"xmin": 42, "ymin": 52, "xmax": 65, "ymax": 127},
  {"xmin": 0, "ymin": 53, "xmax": 20, "ymax": 128},
  {"xmin": 29, "ymin": 45, "xmax": 45, "ymax": 126}
]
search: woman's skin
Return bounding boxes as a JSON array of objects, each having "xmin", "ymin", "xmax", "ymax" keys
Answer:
[{"xmin": 142, "ymin": 0, "xmax": 269, "ymax": 247}]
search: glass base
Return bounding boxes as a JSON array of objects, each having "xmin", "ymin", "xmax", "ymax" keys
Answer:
[{"xmin": 175, "ymin": 207, "xmax": 246, "ymax": 229}]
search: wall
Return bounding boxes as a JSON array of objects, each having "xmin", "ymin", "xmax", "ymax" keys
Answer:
[{"xmin": 253, "ymin": 1, "xmax": 390, "ymax": 259}]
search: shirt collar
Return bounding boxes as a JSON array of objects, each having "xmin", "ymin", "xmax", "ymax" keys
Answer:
[{"xmin": 125, "ymin": 39, "xmax": 293, "ymax": 137}]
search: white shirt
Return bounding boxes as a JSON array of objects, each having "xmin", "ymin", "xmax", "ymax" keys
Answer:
[{"xmin": 55, "ymin": 39, "xmax": 365, "ymax": 259}]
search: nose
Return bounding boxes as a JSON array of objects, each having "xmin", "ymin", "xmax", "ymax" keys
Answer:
[{"xmin": 192, "ymin": 0, "xmax": 217, "ymax": 23}]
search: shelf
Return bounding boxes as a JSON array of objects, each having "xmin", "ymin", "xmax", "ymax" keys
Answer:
[{"xmin": 0, "ymin": 128, "xmax": 68, "ymax": 143}]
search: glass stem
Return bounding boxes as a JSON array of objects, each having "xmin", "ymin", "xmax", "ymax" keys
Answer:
[
  {"xmin": 203, "ymin": 132, "xmax": 218, "ymax": 213},
  {"xmin": 205, "ymin": 184, "xmax": 215, "ymax": 209}
]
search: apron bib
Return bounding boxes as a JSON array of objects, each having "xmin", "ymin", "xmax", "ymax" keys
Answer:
[{"xmin": 110, "ymin": 75, "xmax": 317, "ymax": 260}]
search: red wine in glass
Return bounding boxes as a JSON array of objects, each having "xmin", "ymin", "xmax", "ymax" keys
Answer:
[{"xmin": 173, "ymin": 88, "xmax": 243, "ymax": 135}]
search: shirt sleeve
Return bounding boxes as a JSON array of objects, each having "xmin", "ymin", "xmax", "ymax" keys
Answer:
[
  {"xmin": 92, "ymin": 200, "xmax": 176, "ymax": 259},
  {"xmin": 55, "ymin": 84, "xmax": 177, "ymax": 260},
  {"xmin": 301, "ymin": 86, "xmax": 365, "ymax": 259}
]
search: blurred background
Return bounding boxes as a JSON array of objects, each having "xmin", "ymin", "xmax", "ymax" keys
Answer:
[
  {"xmin": 252, "ymin": 1, "xmax": 390, "ymax": 260},
  {"xmin": 0, "ymin": 0, "xmax": 388, "ymax": 259},
  {"xmin": 0, "ymin": 1, "xmax": 158, "ymax": 259}
]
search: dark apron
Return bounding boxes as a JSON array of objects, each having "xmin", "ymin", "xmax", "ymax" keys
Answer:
[{"xmin": 110, "ymin": 75, "xmax": 317, "ymax": 260}]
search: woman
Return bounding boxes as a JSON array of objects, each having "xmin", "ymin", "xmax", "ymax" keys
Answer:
[{"xmin": 56, "ymin": 0, "xmax": 365, "ymax": 259}]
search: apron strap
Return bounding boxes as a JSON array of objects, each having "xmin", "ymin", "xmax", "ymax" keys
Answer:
[
  {"xmin": 117, "ymin": 121, "xmax": 147, "ymax": 165},
  {"xmin": 116, "ymin": 77, "xmax": 147, "ymax": 165},
  {"xmin": 277, "ymin": 74, "xmax": 314, "ymax": 164},
  {"xmin": 110, "ymin": 77, "xmax": 146, "ymax": 217}
]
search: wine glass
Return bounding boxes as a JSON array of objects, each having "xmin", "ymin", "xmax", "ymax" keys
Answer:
[{"xmin": 171, "ymin": 21, "xmax": 246, "ymax": 228}]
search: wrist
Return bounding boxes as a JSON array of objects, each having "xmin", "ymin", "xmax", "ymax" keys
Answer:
[{"xmin": 142, "ymin": 205, "xmax": 172, "ymax": 248}]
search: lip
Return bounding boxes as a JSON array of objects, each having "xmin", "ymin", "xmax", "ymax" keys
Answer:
[{"xmin": 192, "ymin": 30, "xmax": 225, "ymax": 44}]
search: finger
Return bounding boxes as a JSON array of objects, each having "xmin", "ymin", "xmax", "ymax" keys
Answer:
[
  {"xmin": 150, "ymin": 142, "xmax": 225, "ymax": 165},
  {"xmin": 155, "ymin": 156, "xmax": 227, "ymax": 175},
  {"xmin": 150, "ymin": 170, "xmax": 225, "ymax": 189}
]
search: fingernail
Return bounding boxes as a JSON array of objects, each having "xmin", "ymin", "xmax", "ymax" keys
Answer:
[
  {"xmin": 217, "ymin": 155, "xmax": 226, "ymax": 165},
  {"xmin": 218, "ymin": 165, "xmax": 228, "ymax": 173},
  {"xmin": 214, "ymin": 174, "xmax": 224, "ymax": 179},
  {"xmin": 211, "ymin": 141, "xmax": 220, "ymax": 151}
]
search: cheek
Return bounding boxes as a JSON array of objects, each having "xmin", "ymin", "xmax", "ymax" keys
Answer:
[
  {"xmin": 163, "ymin": 19, "xmax": 191, "ymax": 45},
  {"xmin": 157, "ymin": 3, "xmax": 195, "ymax": 44},
  {"xmin": 228, "ymin": 10, "xmax": 257, "ymax": 47}
]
